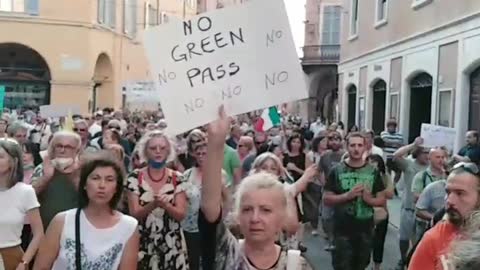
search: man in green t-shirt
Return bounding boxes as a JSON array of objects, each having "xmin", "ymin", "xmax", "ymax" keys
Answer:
[
  {"xmin": 324, "ymin": 132, "xmax": 386, "ymax": 270},
  {"xmin": 223, "ymin": 144, "xmax": 241, "ymax": 187}
]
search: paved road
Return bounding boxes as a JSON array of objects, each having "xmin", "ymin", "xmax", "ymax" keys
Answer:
[{"xmin": 304, "ymin": 197, "xmax": 403, "ymax": 270}]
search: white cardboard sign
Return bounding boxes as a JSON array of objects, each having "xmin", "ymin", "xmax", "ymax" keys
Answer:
[
  {"xmin": 420, "ymin": 123, "xmax": 457, "ymax": 151},
  {"xmin": 40, "ymin": 105, "xmax": 81, "ymax": 118},
  {"xmin": 143, "ymin": 0, "xmax": 308, "ymax": 135}
]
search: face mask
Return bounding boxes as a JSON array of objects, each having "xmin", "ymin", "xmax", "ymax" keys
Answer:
[
  {"xmin": 148, "ymin": 159, "xmax": 166, "ymax": 169},
  {"xmin": 51, "ymin": 157, "xmax": 75, "ymax": 171}
]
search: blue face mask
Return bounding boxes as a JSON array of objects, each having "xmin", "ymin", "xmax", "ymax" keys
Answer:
[{"xmin": 148, "ymin": 159, "xmax": 166, "ymax": 169}]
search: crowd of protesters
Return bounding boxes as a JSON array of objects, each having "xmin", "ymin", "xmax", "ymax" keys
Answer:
[{"xmin": 0, "ymin": 105, "xmax": 479, "ymax": 270}]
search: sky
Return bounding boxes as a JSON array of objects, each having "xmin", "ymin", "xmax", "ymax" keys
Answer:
[{"xmin": 284, "ymin": 0, "xmax": 306, "ymax": 57}]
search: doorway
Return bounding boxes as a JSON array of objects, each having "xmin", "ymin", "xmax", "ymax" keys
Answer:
[
  {"xmin": 347, "ymin": 85, "xmax": 357, "ymax": 130},
  {"xmin": 408, "ymin": 73, "xmax": 432, "ymax": 143},
  {"xmin": 372, "ymin": 80, "xmax": 387, "ymax": 134},
  {"xmin": 469, "ymin": 66, "xmax": 480, "ymax": 132}
]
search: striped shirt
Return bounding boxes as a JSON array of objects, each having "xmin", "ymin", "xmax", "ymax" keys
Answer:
[{"xmin": 380, "ymin": 131, "xmax": 404, "ymax": 158}]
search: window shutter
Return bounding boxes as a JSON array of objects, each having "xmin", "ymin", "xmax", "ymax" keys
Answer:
[
  {"xmin": 26, "ymin": 0, "xmax": 39, "ymax": 15},
  {"xmin": 108, "ymin": 0, "xmax": 116, "ymax": 28},
  {"xmin": 98, "ymin": 0, "xmax": 105, "ymax": 23}
]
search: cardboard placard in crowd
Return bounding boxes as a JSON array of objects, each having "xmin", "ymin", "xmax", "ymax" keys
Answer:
[
  {"xmin": 143, "ymin": 0, "xmax": 308, "ymax": 135},
  {"xmin": 40, "ymin": 105, "xmax": 81, "ymax": 118},
  {"xmin": 420, "ymin": 123, "xmax": 456, "ymax": 152}
]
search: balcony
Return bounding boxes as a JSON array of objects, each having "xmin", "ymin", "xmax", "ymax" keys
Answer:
[{"xmin": 301, "ymin": 44, "xmax": 340, "ymax": 65}]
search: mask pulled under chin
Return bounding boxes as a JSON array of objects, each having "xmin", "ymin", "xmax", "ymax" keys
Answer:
[
  {"xmin": 148, "ymin": 159, "xmax": 167, "ymax": 169},
  {"xmin": 51, "ymin": 157, "xmax": 75, "ymax": 172}
]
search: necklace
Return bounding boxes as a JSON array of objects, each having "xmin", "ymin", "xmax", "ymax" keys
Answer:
[{"xmin": 147, "ymin": 168, "xmax": 166, "ymax": 183}]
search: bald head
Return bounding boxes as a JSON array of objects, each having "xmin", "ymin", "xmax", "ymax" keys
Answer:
[
  {"xmin": 466, "ymin": 131, "xmax": 479, "ymax": 145},
  {"xmin": 429, "ymin": 147, "xmax": 446, "ymax": 171}
]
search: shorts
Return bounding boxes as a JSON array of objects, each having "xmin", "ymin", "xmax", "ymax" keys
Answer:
[{"xmin": 399, "ymin": 207, "xmax": 415, "ymax": 241}]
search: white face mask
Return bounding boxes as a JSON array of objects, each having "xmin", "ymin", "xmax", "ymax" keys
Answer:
[{"xmin": 51, "ymin": 157, "xmax": 75, "ymax": 171}]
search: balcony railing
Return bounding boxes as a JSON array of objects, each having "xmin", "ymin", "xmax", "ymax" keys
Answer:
[{"xmin": 301, "ymin": 44, "xmax": 340, "ymax": 65}]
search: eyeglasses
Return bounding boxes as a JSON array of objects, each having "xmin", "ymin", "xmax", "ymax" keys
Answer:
[
  {"xmin": 73, "ymin": 128, "xmax": 87, "ymax": 132},
  {"xmin": 54, "ymin": 144, "xmax": 76, "ymax": 151},
  {"xmin": 328, "ymin": 136, "xmax": 341, "ymax": 141},
  {"xmin": 452, "ymin": 162, "xmax": 480, "ymax": 175},
  {"xmin": 108, "ymin": 126, "xmax": 121, "ymax": 131}
]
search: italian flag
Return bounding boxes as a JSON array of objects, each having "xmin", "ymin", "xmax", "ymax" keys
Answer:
[{"xmin": 255, "ymin": 107, "xmax": 281, "ymax": 132}]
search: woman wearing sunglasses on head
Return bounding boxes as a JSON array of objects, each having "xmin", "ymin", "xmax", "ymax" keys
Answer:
[
  {"xmin": 34, "ymin": 153, "xmax": 139, "ymax": 270},
  {"xmin": 199, "ymin": 107, "xmax": 313, "ymax": 270},
  {"xmin": 0, "ymin": 139, "xmax": 43, "ymax": 270}
]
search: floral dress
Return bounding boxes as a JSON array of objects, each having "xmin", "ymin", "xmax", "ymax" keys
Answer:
[{"xmin": 126, "ymin": 169, "xmax": 189, "ymax": 270}]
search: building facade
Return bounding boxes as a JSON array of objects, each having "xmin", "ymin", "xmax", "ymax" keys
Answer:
[
  {"xmin": 338, "ymin": 0, "xmax": 480, "ymax": 151},
  {"xmin": 0, "ymin": 0, "xmax": 197, "ymax": 114},
  {"xmin": 302, "ymin": 0, "xmax": 341, "ymax": 122}
]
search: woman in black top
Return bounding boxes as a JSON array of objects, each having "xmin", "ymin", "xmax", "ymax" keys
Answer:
[{"xmin": 283, "ymin": 133, "xmax": 306, "ymax": 181}]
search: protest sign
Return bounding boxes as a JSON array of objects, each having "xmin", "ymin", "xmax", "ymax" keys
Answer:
[
  {"xmin": 143, "ymin": 0, "xmax": 308, "ymax": 135},
  {"xmin": 420, "ymin": 123, "xmax": 456, "ymax": 152},
  {"xmin": 40, "ymin": 105, "xmax": 81, "ymax": 118}
]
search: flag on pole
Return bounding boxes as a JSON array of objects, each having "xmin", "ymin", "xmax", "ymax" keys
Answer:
[
  {"xmin": 63, "ymin": 109, "xmax": 73, "ymax": 131},
  {"xmin": 255, "ymin": 107, "xmax": 281, "ymax": 132}
]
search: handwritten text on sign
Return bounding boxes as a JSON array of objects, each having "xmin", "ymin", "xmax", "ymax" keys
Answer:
[
  {"xmin": 143, "ymin": 0, "xmax": 307, "ymax": 135},
  {"xmin": 420, "ymin": 123, "xmax": 457, "ymax": 152}
]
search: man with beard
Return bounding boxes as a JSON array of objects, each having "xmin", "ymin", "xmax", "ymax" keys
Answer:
[
  {"xmin": 318, "ymin": 130, "xmax": 345, "ymax": 251},
  {"xmin": 31, "ymin": 131, "xmax": 81, "ymax": 229},
  {"xmin": 324, "ymin": 132, "xmax": 386, "ymax": 270},
  {"xmin": 409, "ymin": 162, "xmax": 480, "ymax": 269}
]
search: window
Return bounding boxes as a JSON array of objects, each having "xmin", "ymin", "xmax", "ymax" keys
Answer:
[
  {"xmin": 144, "ymin": 2, "xmax": 158, "ymax": 29},
  {"xmin": 438, "ymin": 89, "xmax": 453, "ymax": 127},
  {"xmin": 0, "ymin": 0, "xmax": 38, "ymax": 14},
  {"xmin": 412, "ymin": 0, "xmax": 433, "ymax": 9},
  {"xmin": 349, "ymin": 0, "xmax": 359, "ymax": 38},
  {"xmin": 124, "ymin": 0, "xmax": 137, "ymax": 36},
  {"xmin": 321, "ymin": 5, "xmax": 341, "ymax": 45},
  {"xmin": 359, "ymin": 96, "xmax": 365, "ymax": 129},
  {"xmin": 98, "ymin": 0, "xmax": 116, "ymax": 28},
  {"xmin": 389, "ymin": 93, "xmax": 399, "ymax": 120},
  {"xmin": 375, "ymin": 0, "xmax": 388, "ymax": 26}
]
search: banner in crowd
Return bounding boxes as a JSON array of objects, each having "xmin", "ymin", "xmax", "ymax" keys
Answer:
[
  {"xmin": 40, "ymin": 105, "xmax": 81, "ymax": 118},
  {"xmin": 143, "ymin": 0, "xmax": 308, "ymax": 134},
  {"xmin": 420, "ymin": 123, "xmax": 456, "ymax": 152}
]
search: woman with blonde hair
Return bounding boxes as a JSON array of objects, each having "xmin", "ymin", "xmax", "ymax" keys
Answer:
[
  {"xmin": 0, "ymin": 139, "xmax": 44, "ymax": 270},
  {"xmin": 125, "ymin": 130, "xmax": 189, "ymax": 270},
  {"xmin": 199, "ymin": 107, "xmax": 313, "ymax": 270}
]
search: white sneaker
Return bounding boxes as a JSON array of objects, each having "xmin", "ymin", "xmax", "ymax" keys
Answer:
[{"xmin": 311, "ymin": 230, "xmax": 319, "ymax": 236}]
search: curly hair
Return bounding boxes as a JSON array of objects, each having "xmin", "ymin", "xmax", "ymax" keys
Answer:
[{"xmin": 134, "ymin": 130, "xmax": 176, "ymax": 163}]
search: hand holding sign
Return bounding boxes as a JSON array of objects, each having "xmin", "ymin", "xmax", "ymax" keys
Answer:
[{"xmin": 143, "ymin": 0, "xmax": 307, "ymax": 135}]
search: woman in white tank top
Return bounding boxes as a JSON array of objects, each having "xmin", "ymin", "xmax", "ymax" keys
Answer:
[{"xmin": 34, "ymin": 152, "xmax": 139, "ymax": 270}]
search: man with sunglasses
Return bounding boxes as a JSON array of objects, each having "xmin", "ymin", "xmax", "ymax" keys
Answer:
[{"xmin": 410, "ymin": 162, "xmax": 480, "ymax": 269}]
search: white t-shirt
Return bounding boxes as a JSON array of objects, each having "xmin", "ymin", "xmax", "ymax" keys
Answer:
[
  {"xmin": 52, "ymin": 209, "xmax": 137, "ymax": 270},
  {"xmin": 88, "ymin": 122, "xmax": 102, "ymax": 137},
  {"xmin": 0, "ymin": 182, "xmax": 40, "ymax": 248}
]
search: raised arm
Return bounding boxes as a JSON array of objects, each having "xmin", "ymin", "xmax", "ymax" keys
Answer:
[
  {"xmin": 201, "ymin": 106, "xmax": 230, "ymax": 222},
  {"xmin": 393, "ymin": 137, "xmax": 423, "ymax": 161}
]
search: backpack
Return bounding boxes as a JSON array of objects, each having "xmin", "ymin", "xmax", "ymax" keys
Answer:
[{"xmin": 238, "ymin": 239, "xmax": 302, "ymax": 270}]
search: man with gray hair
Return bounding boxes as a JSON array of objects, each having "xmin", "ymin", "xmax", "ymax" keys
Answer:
[{"xmin": 31, "ymin": 130, "xmax": 82, "ymax": 228}]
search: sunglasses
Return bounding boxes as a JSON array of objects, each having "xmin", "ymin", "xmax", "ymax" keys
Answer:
[
  {"xmin": 452, "ymin": 162, "xmax": 480, "ymax": 175},
  {"xmin": 255, "ymin": 141, "xmax": 265, "ymax": 145},
  {"xmin": 328, "ymin": 136, "xmax": 341, "ymax": 141},
  {"xmin": 73, "ymin": 128, "xmax": 87, "ymax": 132},
  {"xmin": 109, "ymin": 126, "xmax": 121, "ymax": 130}
]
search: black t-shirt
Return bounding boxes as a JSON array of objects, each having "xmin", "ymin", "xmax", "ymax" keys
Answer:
[
  {"xmin": 324, "ymin": 161, "xmax": 385, "ymax": 234},
  {"xmin": 283, "ymin": 153, "xmax": 306, "ymax": 181}
]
